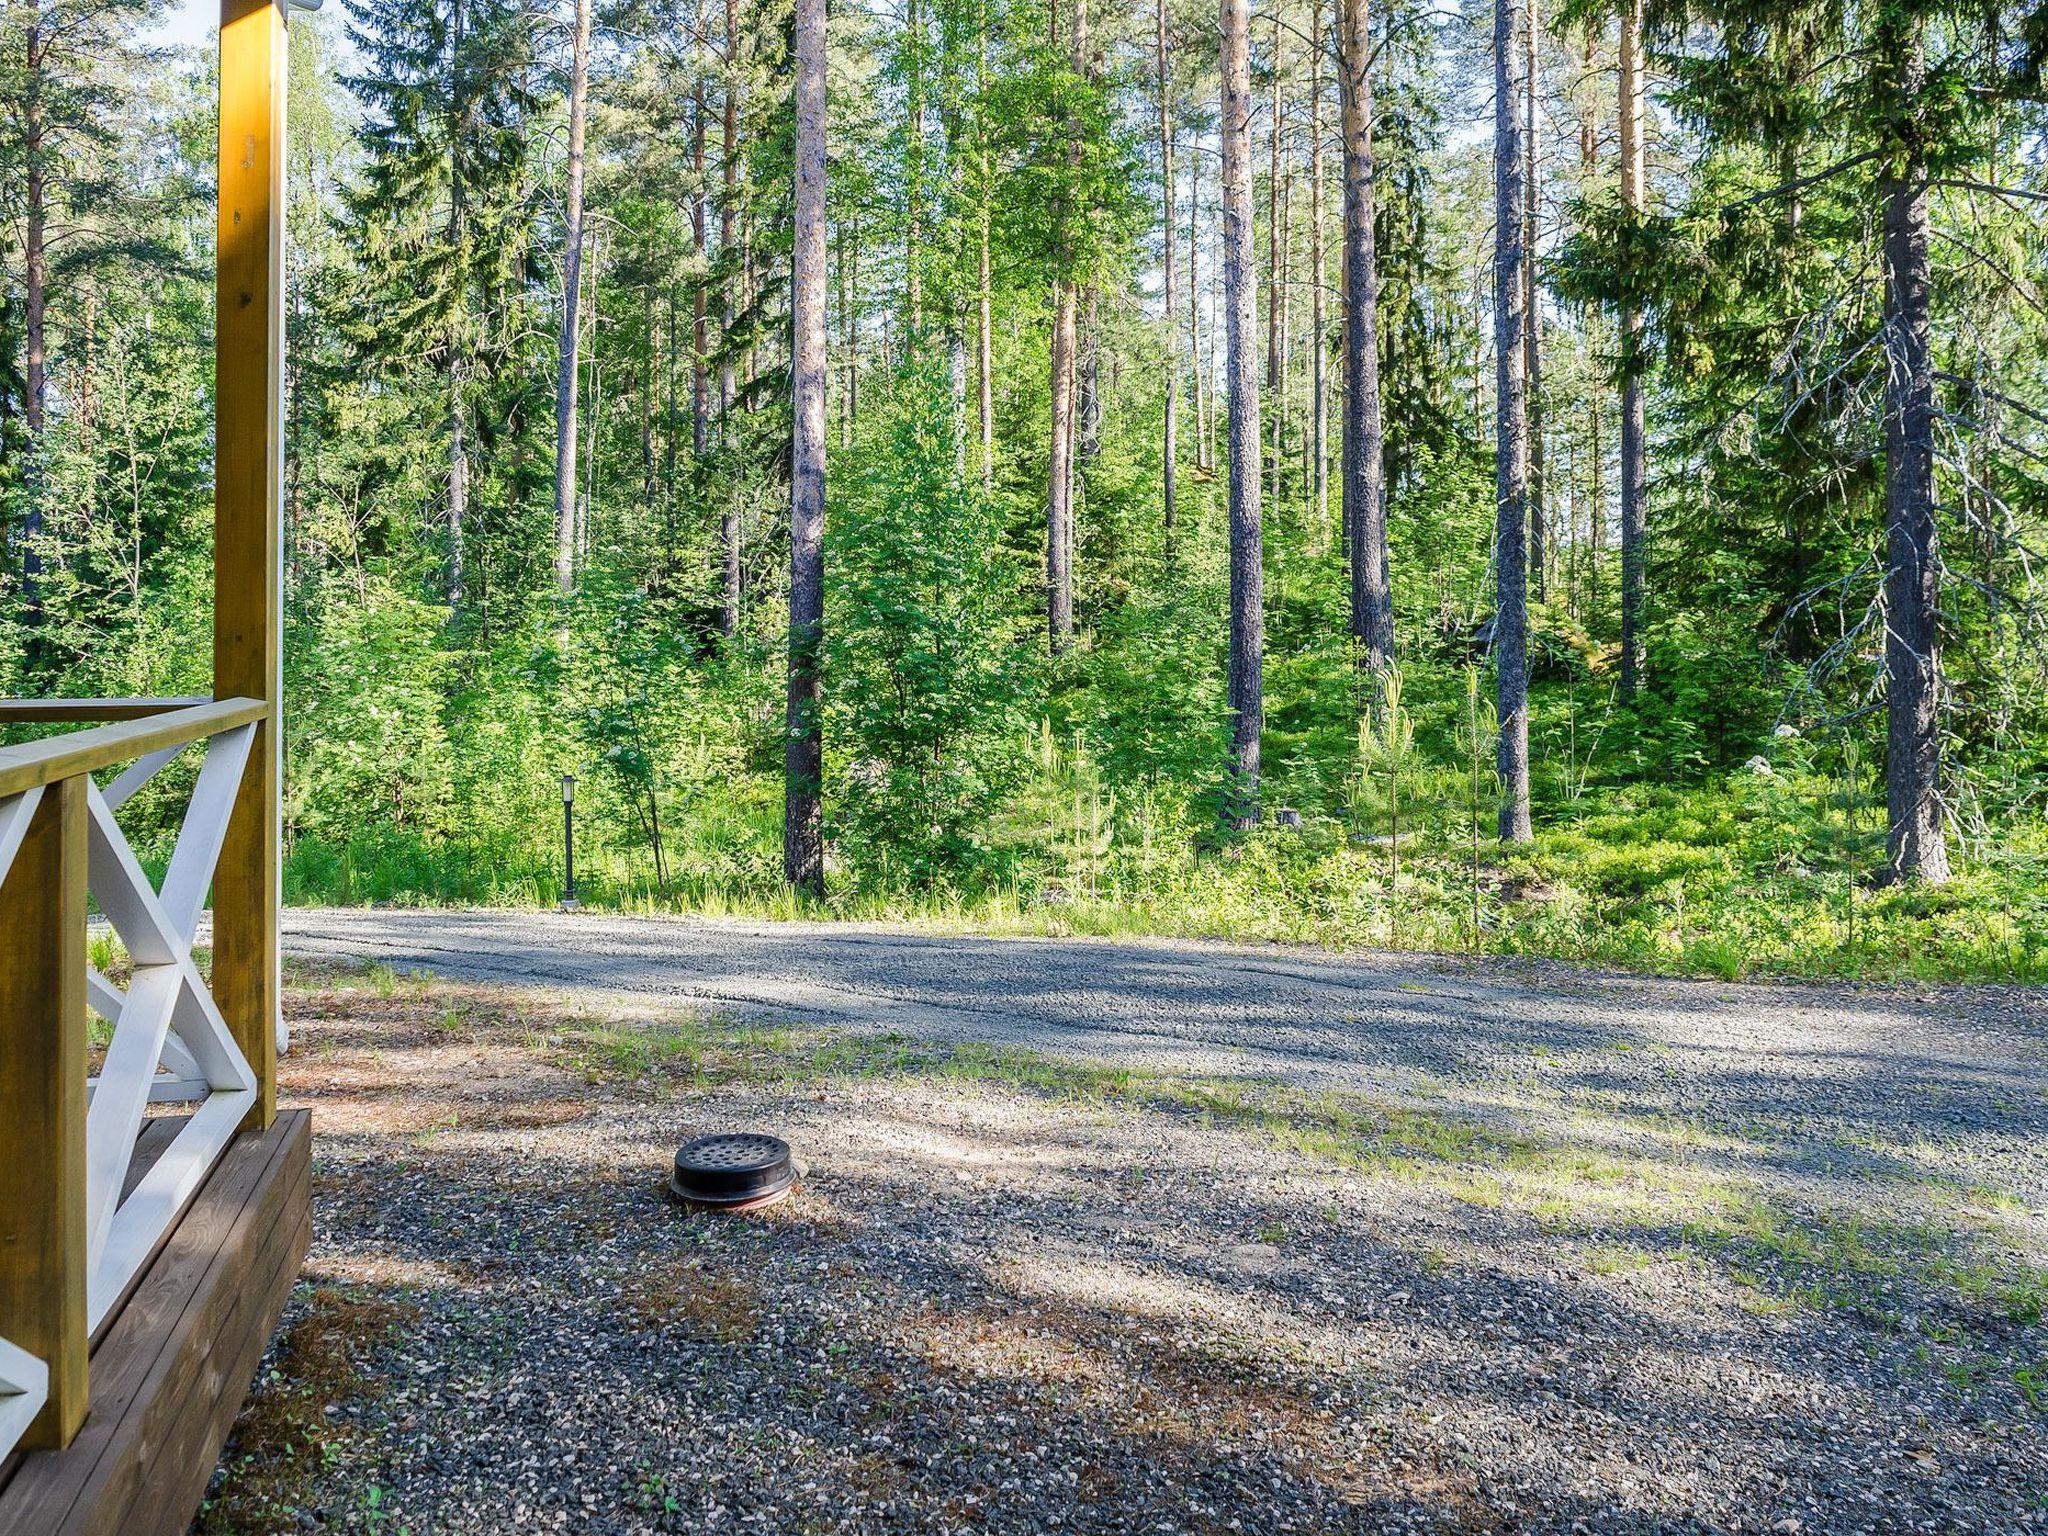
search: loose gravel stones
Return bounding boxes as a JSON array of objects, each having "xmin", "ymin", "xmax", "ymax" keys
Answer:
[{"xmin": 202, "ymin": 936, "xmax": 2047, "ymax": 1535}]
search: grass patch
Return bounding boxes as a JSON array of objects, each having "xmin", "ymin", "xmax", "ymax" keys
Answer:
[
  {"xmin": 547, "ymin": 1014, "xmax": 1537, "ymax": 1177},
  {"xmin": 282, "ymin": 764, "xmax": 2048, "ymax": 985},
  {"xmin": 546, "ymin": 1009, "xmax": 2044, "ymax": 1333}
]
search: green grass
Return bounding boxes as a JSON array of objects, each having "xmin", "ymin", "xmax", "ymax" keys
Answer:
[{"xmin": 280, "ymin": 765, "xmax": 2048, "ymax": 985}]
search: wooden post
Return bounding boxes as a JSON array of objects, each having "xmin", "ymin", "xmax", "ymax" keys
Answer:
[
  {"xmin": 0, "ymin": 781, "xmax": 89, "ymax": 1449},
  {"xmin": 214, "ymin": 0, "xmax": 285, "ymax": 1131}
]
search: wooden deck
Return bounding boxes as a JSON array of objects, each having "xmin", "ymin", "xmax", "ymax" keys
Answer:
[
  {"xmin": 0, "ymin": 1110, "xmax": 309, "ymax": 1536},
  {"xmin": 0, "ymin": 5, "xmax": 297, "ymax": 1525}
]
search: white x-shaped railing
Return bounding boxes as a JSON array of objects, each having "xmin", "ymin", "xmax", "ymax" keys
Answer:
[
  {"xmin": 82, "ymin": 723, "xmax": 260, "ymax": 1330},
  {"xmin": 0, "ymin": 707, "xmax": 262, "ymax": 1460}
]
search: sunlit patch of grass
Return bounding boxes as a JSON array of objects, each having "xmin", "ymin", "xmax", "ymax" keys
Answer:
[
  {"xmin": 1677, "ymin": 1197, "xmax": 2048, "ymax": 1327},
  {"xmin": 1581, "ymin": 1241, "xmax": 1656, "ymax": 1276},
  {"xmin": 286, "ymin": 760, "xmax": 2048, "ymax": 984}
]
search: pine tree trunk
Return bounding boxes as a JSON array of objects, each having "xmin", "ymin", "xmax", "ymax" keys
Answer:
[
  {"xmin": 1220, "ymin": 0, "xmax": 1264, "ymax": 827},
  {"xmin": 691, "ymin": 71, "xmax": 710, "ymax": 461},
  {"xmin": 552, "ymin": 0, "xmax": 592, "ymax": 595},
  {"xmin": 1077, "ymin": 22, "xmax": 1101, "ymax": 474},
  {"xmin": 847, "ymin": 217, "xmax": 861, "ymax": 436},
  {"xmin": 1338, "ymin": 0, "xmax": 1391, "ymax": 670},
  {"xmin": 785, "ymin": 0, "xmax": 829, "ymax": 896},
  {"xmin": 719, "ymin": 0, "xmax": 742, "ymax": 637},
  {"xmin": 1079, "ymin": 289, "xmax": 1102, "ymax": 465},
  {"xmin": 1881, "ymin": 156, "xmax": 1949, "ymax": 882},
  {"xmin": 1524, "ymin": 0, "xmax": 1546, "ymax": 604},
  {"xmin": 1617, "ymin": 0, "xmax": 1646, "ymax": 697},
  {"xmin": 664, "ymin": 286, "xmax": 680, "ymax": 565},
  {"xmin": 19, "ymin": 1, "xmax": 48, "ymax": 631},
  {"xmin": 1188, "ymin": 147, "xmax": 1208, "ymax": 474},
  {"xmin": 905, "ymin": 0, "xmax": 926, "ymax": 335},
  {"xmin": 447, "ymin": 360, "xmax": 469, "ymax": 609},
  {"xmin": 1266, "ymin": 12, "xmax": 1283, "ymax": 504},
  {"xmin": 1046, "ymin": 0, "xmax": 1085, "ymax": 650},
  {"xmin": 1277, "ymin": 166, "xmax": 1293, "ymax": 502},
  {"xmin": 1576, "ymin": 26, "xmax": 1598, "ymax": 618},
  {"xmin": 1308, "ymin": 0, "xmax": 1327, "ymax": 536},
  {"xmin": 1158, "ymin": 0, "xmax": 1177, "ymax": 559},
  {"xmin": 837, "ymin": 219, "xmax": 852, "ymax": 448},
  {"xmin": 977, "ymin": 0, "xmax": 995, "ymax": 491},
  {"xmin": 1047, "ymin": 285, "xmax": 1078, "ymax": 647},
  {"xmin": 445, "ymin": 0, "xmax": 470, "ymax": 611},
  {"xmin": 1204, "ymin": 235, "xmax": 1221, "ymax": 472},
  {"xmin": 1493, "ymin": 0, "xmax": 1533, "ymax": 844}
]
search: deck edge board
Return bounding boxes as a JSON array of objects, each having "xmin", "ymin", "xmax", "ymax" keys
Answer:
[{"xmin": 0, "ymin": 1110, "xmax": 310, "ymax": 1536}]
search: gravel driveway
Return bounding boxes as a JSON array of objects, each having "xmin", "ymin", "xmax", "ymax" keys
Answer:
[
  {"xmin": 283, "ymin": 908, "xmax": 2047, "ymax": 1207},
  {"xmin": 205, "ymin": 908, "xmax": 2048, "ymax": 1535}
]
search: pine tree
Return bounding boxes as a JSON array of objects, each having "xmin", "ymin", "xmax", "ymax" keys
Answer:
[
  {"xmin": 786, "ymin": 0, "xmax": 828, "ymax": 894},
  {"xmin": 1219, "ymin": 0, "xmax": 1264, "ymax": 826},
  {"xmin": 1493, "ymin": 0, "xmax": 1534, "ymax": 843},
  {"xmin": 341, "ymin": 0, "xmax": 541, "ymax": 614}
]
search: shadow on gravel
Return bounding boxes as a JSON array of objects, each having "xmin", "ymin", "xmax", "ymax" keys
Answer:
[{"xmin": 201, "ymin": 965, "xmax": 2046, "ymax": 1536}]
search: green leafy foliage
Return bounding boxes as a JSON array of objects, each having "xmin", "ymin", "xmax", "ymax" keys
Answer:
[{"xmin": 826, "ymin": 359, "xmax": 1036, "ymax": 884}]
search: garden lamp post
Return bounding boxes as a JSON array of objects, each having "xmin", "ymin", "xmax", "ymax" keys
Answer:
[{"xmin": 560, "ymin": 773, "xmax": 581, "ymax": 912}]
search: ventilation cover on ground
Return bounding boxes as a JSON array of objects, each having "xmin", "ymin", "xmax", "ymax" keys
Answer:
[{"xmin": 668, "ymin": 1132, "xmax": 797, "ymax": 1210}]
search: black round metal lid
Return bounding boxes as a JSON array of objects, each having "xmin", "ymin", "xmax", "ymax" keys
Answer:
[{"xmin": 669, "ymin": 1132, "xmax": 795, "ymax": 1208}]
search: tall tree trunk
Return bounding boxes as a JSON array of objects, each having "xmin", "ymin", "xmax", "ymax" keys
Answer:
[
  {"xmin": 1220, "ymin": 0, "xmax": 1264, "ymax": 827},
  {"xmin": 1276, "ymin": 166, "xmax": 1293, "ymax": 503},
  {"xmin": 664, "ymin": 285, "xmax": 680, "ymax": 569},
  {"xmin": 1078, "ymin": 289, "xmax": 1102, "ymax": 465},
  {"xmin": 19, "ymin": 0, "xmax": 48, "ymax": 632},
  {"xmin": 718, "ymin": 0, "xmax": 742, "ymax": 637},
  {"xmin": 785, "ymin": 0, "xmax": 829, "ymax": 896},
  {"xmin": 1157, "ymin": 0, "xmax": 1177, "ymax": 560},
  {"xmin": 691, "ymin": 65, "xmax": 710, "ymax": 461},
  {"xmin": 552, "ymin": 0, "xmax": 592, "ymax": 595},
  {"xmin": 1338, "ymin": 0, "xmax": 1391, "ymax": 670},
  {"xmin": 1046, "ymin": 0, "xmax": 1085, "ymax": 650},
  {"xmin": 905, "ymin": 0, "xmax": 926, "ymax": 335},
  {"xmin": 444, "ymin": 0, "xmax": 470, "ymax": 611},
  {"xmin": 848, "ymin": 216, "xmax": 861, "ymax": 436},
  {"xmin": 1046, "ymin": 288, "xmax": 1076, "ymax": 647},
  {"xmin": 1188, "ymin": 145, "xmax": 1208, "ymax": 474},
  {"xmin": 1204, "ymin": 233, "xmax": 1222, "ymax": 473},
  {"xmin": 1617, "ymin": 0, "xmax": 1646, "ymax": 697},
  {"xmin": 1523, "ymin": 0, "xmax": 1546, "ymax": 603},
  {"xmin": 1076, "ymin": 23, "xmax": 1101, "ymax": 475},
  {"xmin": 1576, "ymin": 23, "xmax": 1598, "ymax": 618},
  {"xmin": 1266, "ymin": 10, "xmax": 1283, "ymax": 503},
  {"xmin": 447, "ymin": 376, "xmax": 469, "ymax": 608},
  {"xmin": 977, "ymin": 0, "xmax": 995, "ymax": 491},
  {"xmin": 1493, "ymin": 0, "xmax": 1533, "ymax": 843},
  {"xmin": 1308, "ymin": 0, "xmax": 1327, "ymax": 535},
  {"xmin": 837, "ymin": 218, "xmax": 851, "ymax": 447},
  {"xmin": 1880, "ymin": 34, "xmax": 1948, "ymax": 886}
]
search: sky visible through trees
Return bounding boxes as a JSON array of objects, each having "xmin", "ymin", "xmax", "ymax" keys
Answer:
[{"xmin": 3, "ymin": 0, "xmax": 2046, "ymax": 980}]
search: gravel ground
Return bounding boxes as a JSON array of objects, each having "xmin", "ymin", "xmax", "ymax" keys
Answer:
[{"xmin": 196, "ymin": 910, "xmax": 2048, "ymax": 1535}]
